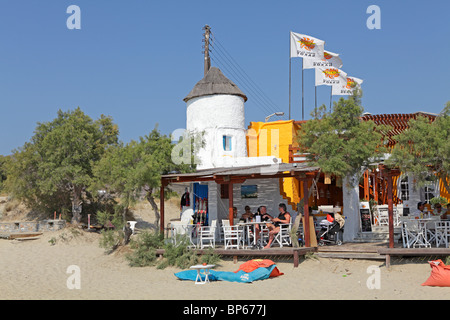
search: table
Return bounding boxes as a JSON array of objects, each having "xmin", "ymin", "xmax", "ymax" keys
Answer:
[
  {"xmin": 237, "ymin": 221, "xmax": 270, "ymax": 248},
  {"xmin": 189, "ymin": 264, "xmax": 215, "ymax": 285}
]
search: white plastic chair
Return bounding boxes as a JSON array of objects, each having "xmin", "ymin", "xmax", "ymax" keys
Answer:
[
  {"xmin": 223, "ymin": 225, "xmax": 244, "ymax": 250},
  {"xmin": 435, "ymin": 221, "xmax": 450, "ymax": 248},
  {"xmin": 376, "ymin": 205, "xmax": 389, "ymax": 226},
  {"xmin": 169, "ymin": 221, "xmax": 188, "ymax": 246},
  {"xmin": 198, "ymin": 220, "xmax": 217, "ymax": 249},
  {"xmin": 401, "ymin": 220, "xmax": 419, "ymax": 248},
  {"xmin": 273, "ymin": 219, "xmax": 293, "ymax": 248},
  {"xmin": 127, "ymin": 221, "xmax": 137, "ymax": 234},
  {"xmin": 219, "ymin": 219, "xmax": 230, "ymax": 243}
]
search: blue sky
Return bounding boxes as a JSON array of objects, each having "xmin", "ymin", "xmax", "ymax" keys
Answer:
[{"xmin": 0, "ymin": 0, "xmax": 449, "ymax": 156}]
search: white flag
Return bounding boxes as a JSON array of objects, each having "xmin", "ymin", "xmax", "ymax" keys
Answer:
[
  {"xmin": 303, "ymin": 50, "xmax": 343, "ymax": 69},
  {"xmin": 290, "ymin": 31, "xmax": 325, "ymax": 59},
  {"xmin": 315, "ymin": 66, "xmax": 347, "ymax": 87},
  {"xmin": 332, "ymin": 76, "xmax": 363, "ymax": 95}
]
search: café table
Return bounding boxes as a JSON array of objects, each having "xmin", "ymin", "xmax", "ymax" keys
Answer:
[
  {"xmin": 190, "ymin": 264, "xmax": 215, "ymax": 285},
  {"xmin": 237, "ymin": 220, "xmax": 270, "ymax": 248}
]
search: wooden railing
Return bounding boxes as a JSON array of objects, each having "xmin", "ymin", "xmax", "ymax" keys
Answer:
[{"xmin": 288, "ymin": 145, "xmax": 310, "ymax": 163}]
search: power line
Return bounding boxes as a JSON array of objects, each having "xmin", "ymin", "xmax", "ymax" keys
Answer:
[
  {"xmin": 211, "ymin": 34, "xmax": 286, "ymax": 118},
  {"xmin": 210, "ymin": 38, "xmax": 287, "ymax": 120},
  {"xmin": 209, "ymin": 32, "xmax": 288, "ymax": 121},
  {"xmin": 210, "ymin": 51, "xmax": 277, "ymax": 118}
]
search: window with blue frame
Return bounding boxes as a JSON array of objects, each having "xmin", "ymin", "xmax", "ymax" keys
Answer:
[{"xmin": 223, "ymin": 135, "xmax": 232, "ymax": 151}]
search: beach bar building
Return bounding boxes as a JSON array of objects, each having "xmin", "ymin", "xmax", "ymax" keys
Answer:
[
  {"xmin": 160, "ymin": 64, "xmax": 353, "ymax": 245},
  {"xmin": 160, "ymin": 50, "xmax": 449, "ymax": 248}
]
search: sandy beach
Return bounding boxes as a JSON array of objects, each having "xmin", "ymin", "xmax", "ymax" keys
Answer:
[
  {"xmin": 0, "ymin": 226, "xmax": 449, "ymax": 301},
  {"xmin": 1, "ymin": 197, "xmax": 449, "ymax": 301}
]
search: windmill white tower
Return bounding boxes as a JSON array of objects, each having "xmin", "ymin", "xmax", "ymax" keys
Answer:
[{"xmin": 183, "ymin": 67, "xmax": 248, "ymax": 170}]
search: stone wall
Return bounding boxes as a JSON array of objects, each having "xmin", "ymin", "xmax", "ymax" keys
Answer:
[{"xmin": 0, "ymin": 220, "xmax": 66, "ymax": 233}]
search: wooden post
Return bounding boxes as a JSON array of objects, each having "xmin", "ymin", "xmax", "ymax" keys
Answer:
[
  {"xmin": 386, "ymin": 169, "xmax": 394, "ymax": 248},
  {"xmin": 293, "ymin": 249, "xmax": 299, "ymax": 268},
  {"xmin": 228, "ymin": 182, "xmax": 234, "ymax": 225},
  {"xmin": 303, "ymin": 178, "xmax": 310, "ymax": 247},
  {"xmin": 203, "ymin": 25, "xmax": 211, "ymax": 76},
  {"xmin": 373, "ymin": 173, "xmax": 378, "ymax": 204},
  {"xmin": 364, "ymin": 170, "xmax": 370, "ymax": 201},
  {"xmin": 160, "ymin": 180, "xmax": 166, "ymax": 235}
]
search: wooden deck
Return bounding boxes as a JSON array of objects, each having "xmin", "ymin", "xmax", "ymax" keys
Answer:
[
  {"xmin": 378, "ymin": 247, "xmax": 450, "ymax": 267},
  {"xmin": 154, "ymin": 241, "xmax": 450, "ymax": 268},
  {"xmin": 156, "ymin": 247, "xmax": 317, "ymax": 268}
]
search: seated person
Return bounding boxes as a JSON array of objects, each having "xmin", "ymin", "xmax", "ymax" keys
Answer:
[
  {"xmin": 250, "ymin": 206, "xmax": 272, "ymax": 245},
  {"xmin": 411, "ymin": 202, "xmax": 426, "ymax": 219},
  {"xmin": 253, "ymin": 205, "xmax": 272, "ymax": 222},
  {"xmin": 264, "ymin": 203, "xmax": 291, "ymax": 249},
  {"xmin": 439, "ymin": 203, "xmax": 449, "ymax": 220},
  {"xmin": 232, "ymin": 207, "xmax": 238, "ymax": 220},
  {"xmin": 240, "ymin": 205, "xmax": 254, "ymax": 222},
  {"xmin": 434, "ymin": 203, "xmax": 443, "ymax": 215}
]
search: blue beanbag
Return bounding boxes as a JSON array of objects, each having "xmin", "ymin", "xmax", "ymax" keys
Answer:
[{"xmin": 174, "ymin": 265, "xmax": 276, "ymax": 283}]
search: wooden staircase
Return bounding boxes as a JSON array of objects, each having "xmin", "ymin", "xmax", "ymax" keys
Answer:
[
  {"xmin": 352, "ymin": 226, "xmax": 402, "ymax": 243},
  {"xmin": 316, "ymin": 243, "xmax": 386, "ymax": 260}
]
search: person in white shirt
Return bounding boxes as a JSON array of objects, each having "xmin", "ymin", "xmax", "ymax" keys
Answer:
[{"xmin": 411, "ymin": 202, "xmax": 426, "ymax": 218}]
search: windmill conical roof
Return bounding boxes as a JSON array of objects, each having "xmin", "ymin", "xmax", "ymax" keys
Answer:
[{"xmin": 183, "ymin": 67, "xmax": 248, "ymax": 102}]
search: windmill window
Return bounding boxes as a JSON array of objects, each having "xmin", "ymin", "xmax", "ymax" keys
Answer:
[{"xmin": 223, "ymin": 136, "xmax": 232, "ymax": 151}]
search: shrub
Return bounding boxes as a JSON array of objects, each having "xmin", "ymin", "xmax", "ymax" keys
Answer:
[
  {"xmin": 124, "ymin": 230, "xmax": 222, "ymax": 269},
  {"xmin": 99, "ymin": 229, "xmax": 123, "ymax": 253}
]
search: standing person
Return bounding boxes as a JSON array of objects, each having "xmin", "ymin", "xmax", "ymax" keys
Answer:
[
  {"xmin": 264, "ymin": 203, "xmax": 291, "ymax": 249},
  {"xmin": 123, "ymin": 222, "xmax": 133, "ymax": 245}
]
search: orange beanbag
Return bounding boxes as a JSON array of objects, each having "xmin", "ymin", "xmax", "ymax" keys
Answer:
[
  {"xmin": 234, "ymin": 259, "xmax": 284, "ymax": 277},
  {"xmin": 421, "ymin": 260, "xmax": 450, "ymax": 287}
]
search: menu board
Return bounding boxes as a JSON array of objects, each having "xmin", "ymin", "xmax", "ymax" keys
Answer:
[{"xmin": 359, "ymin": 202, "xmax": 372, "ymax": 232}]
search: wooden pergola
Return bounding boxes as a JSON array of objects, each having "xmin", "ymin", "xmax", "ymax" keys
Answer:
[
  {"xmin": 360, "ymin": 112, "xmax": 438, "ymax": 248},
  {"xmin": 361, "ymin": 112, "xmax": 437, "ymax": 148},
  {"xmin": 159, "ymin": 162, "xmax": 320, "ymax": 247}
]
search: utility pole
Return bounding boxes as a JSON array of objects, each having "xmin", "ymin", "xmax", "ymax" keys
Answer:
[{"xmin": 202, "ymin": 25, "xmax": 211, "ymax": 76}]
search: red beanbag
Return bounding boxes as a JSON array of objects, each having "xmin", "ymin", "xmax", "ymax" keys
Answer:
[
  {"xmin": 234, "ymin": 259, "xmax": 284, "ymax": 277},
  {"xmin": 422, "ymin": 260, "xmax": 450, "ymax": 287}
]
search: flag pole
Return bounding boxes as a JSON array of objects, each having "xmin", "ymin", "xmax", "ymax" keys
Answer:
[
  {"xmin": 302, "ymin": 58, "xmax": 304, "ymax": 121},
  {"xmin": 315, "ymin": 85, "xmax": 317, "ymax": 109},
  {"xmin": 289, "ymin": 33, "xmax": 291, "ymax": 120},
  {"xmin": 329, "ymin": 87, "xmax": 332, "ymax": 112}
]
